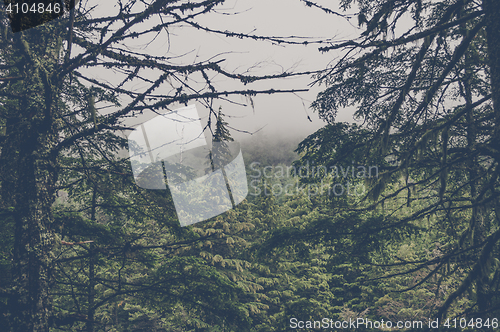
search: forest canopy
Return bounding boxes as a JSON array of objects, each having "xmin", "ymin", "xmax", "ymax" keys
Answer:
[{"xmin": 0, "ymin": 0, "xmax": 499, "ymax": 331}]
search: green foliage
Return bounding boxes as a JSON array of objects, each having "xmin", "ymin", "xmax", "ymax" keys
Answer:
[
  {"xmin": 2, "ymin": 0, "xmax": 500, "ymax": 331},
  {"xmin": 300, "ymin": 0, "xmax": 500, "ymax": 322}
]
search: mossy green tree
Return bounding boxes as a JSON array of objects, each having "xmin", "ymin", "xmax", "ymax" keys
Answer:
[
  {"xmin": 292, "ymin": 0, "xmax": 500, "ymax": 321},
  {"xmin": 0, "ymin": 1, "xmax": 310, "ymax": 331}
]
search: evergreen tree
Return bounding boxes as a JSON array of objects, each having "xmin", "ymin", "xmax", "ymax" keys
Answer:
[
  {"xmin": 0, "ymin": 1, "xmax": 309, "ymax": 330},
  {"xmin": 296, "ymin": 0, "xmax": 500, "ymax": 320}
]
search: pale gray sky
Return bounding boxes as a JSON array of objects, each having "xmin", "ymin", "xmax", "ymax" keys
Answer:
[
  {"xmin": 82, "ymin": 0, "xmax": 361, "ymax": 142},
  {"xmin": 164, "ymin": 0, "xmax": 360, "ymax": 139}
]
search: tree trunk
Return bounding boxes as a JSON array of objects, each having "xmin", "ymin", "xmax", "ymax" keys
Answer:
[
  {"xmin": 483, "ymin": 0, "xmax": 500, "ymax": 140},
  {"xmin": 481, "ymin": 0, "xmax": 500, "ymax": 317},
  {"xmin": 1, "ymin": 27, "xmax": 61, "ymax": 332},
  {"xmin": 4, "ymin": 101, "xmax": 57, "ymax": 332},
  {"xmin": 86, "ymin": 186, "xmax": 97, "ymax": 332}
]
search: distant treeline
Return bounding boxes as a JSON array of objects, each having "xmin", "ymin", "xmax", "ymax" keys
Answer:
[{"xmin": 240, "ymin": 132, "xmax": 304, "ymax": 166}]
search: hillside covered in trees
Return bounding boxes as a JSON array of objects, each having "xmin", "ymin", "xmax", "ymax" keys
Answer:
[{"xmin": 0, "ymin": 0, "xmax": 500, "ymax": 331}]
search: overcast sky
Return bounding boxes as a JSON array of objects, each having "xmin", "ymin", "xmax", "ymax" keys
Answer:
[{"xmin": 84, "ymin": 0, "xmax": 361, "ymax": 142}]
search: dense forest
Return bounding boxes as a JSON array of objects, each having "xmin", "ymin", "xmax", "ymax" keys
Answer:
[{"xmin": 1, "ymin": 0, "xmax": 500, "ymax": 331}]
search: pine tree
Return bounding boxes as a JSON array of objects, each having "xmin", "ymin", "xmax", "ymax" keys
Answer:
[
  {"xmin": 206, "ymin": 107, "xmax": 237, "ymax": 208},
  {"xmin": 297, "ymin": 0, "xmax": 500, "ymax": 319},
  {"xmin": 0, "ymin": 1, "xmax": 310, "ymax": 330}
]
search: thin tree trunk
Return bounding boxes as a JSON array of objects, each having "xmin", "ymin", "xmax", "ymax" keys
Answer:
[
  {"xmin": 483, "ymin": 0, "xmax": 500, "ymax": 140},
  {"xmin": 86, "ymin": 185, "xmax": 97, "ymax": 332},
  {"xmin": 480, "ymin": 0, "xmax": 500, "ymax": 316}
]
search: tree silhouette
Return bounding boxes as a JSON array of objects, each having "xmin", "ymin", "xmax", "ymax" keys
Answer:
[
  {"xmin": 298, "ymin": 0, "xmax": 500, "ymax": 319},
  {"xmin": 0, "ymin": 1, "xmax": 311, "ymax": 330}
]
